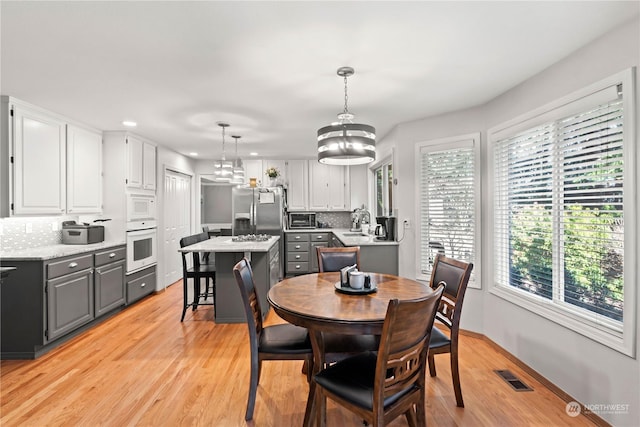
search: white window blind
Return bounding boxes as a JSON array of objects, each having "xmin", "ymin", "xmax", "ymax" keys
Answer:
[
  {"xmin": 417, "ymin": 135, "xmax": 480, "ymax": 287},
  {"xmin": 490, "ymin": 69, "xmax": 637, "ymax": 358}
]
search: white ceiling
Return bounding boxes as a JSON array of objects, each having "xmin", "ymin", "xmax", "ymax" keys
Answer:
[{"xmin": 1, "ymin": 1, "xmax": 637, "ymax": 161}]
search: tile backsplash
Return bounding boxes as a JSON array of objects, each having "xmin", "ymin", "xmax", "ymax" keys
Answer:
[
  {"xmin": 0, "ymin": 216, "xmax": 76, "ymax": 251},
  {"xmin": 316, "ymin": 212, "xmax": 351, "ymax": 229}
]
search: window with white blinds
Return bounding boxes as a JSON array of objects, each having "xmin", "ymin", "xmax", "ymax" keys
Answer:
[
  {"xmin": 490, "ymin": 69, "xmax": 635, "ymax": 356},
  {"xmin": 416, "ymin": 134, "xmax": 480, "ymax": 287}
]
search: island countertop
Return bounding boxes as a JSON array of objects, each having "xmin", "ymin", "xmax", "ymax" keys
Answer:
[{"xmin": 178, "ymin": 235, "xmax": 280, "ymax": 253}]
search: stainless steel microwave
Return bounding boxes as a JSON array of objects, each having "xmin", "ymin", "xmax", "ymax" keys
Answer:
[{"xmin": 289, "ymin": 213, "xmax": 316, "ymax": 229}]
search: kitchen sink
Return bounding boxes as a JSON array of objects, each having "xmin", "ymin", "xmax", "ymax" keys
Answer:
[{"xmin": 343, "ymin": 232, "xmax": 369, "ymax": 237}]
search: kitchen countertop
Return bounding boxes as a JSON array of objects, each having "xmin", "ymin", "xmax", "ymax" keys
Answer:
[
  {"xmin": 0, "ymin": 241, "xmax": 126, "ymax": 261},
  {"xmin": 284, "ymin": 228, "xmax": 399, "ymax": 246},
  {"xmin": 178, "ymin": 236, "xmax": 280, "ymax": 253}
]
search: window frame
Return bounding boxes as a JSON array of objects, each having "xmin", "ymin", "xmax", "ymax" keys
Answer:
[
  {"xmin": 370, "ymin": 152, "xmax": 394, "ymax": 218},
  {"xmin": 487, "ymin": 68, "xmax": 636, "ymax": 357},
  {"xmin": 414, "ymin": 133, "xmax": 482, "ymax": 287}
]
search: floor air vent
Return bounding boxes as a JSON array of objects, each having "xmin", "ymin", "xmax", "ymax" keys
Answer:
[{"xmin": 494, "ymin": 369, "xmax": 533, "ymax": 392}]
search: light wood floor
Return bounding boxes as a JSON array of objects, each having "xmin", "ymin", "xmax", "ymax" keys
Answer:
[{"xmin": 1, "ymin": 281, "xmax": 594, "ymax": 427}]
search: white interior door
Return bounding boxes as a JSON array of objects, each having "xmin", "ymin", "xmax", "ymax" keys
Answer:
[{"xmin": 164, "ymin": 169, "xmax": 191, "ymax": 286}]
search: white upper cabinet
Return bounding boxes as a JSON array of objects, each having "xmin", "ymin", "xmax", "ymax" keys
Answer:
[
  {"xmin": 66, "ymin": 125, "xmax": 102, "ymax": 213},
  {"xmin": 142, "ymin": 141, "xmax": 156, "ymax": 191},
  {"xmin": 10, "ymin": 103, "xmax": 67, "ymax": 215},
  {"xmin": 263, "ymin": 159, "xmax": 287, "ymax": 186},
  {"xmin": 308, "ymin": 162, "xmax": 348, "ymax": 211},
  {"xmin": 126, "ymin": 136, "xmax": 156, "ymax": 192},
  {"xmin": 126, "ymin": 136, "xmax": 143, "ymax": 189},
  {"xmin": 243, "ymin": 159, "xmax": 263, "ymax": 186},
  {"xmin": 286, "ymin": 160, "xmax": 308, "ymax": 211}
]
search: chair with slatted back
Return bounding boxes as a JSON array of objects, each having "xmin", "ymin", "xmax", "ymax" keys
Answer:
[
  {"xmin": 179, "ymin": 232, "xmax": 216, "ymax": 321},
  {"xmin": 314, "ymin": 284, "xmax": 445, "ymax": 427},
  {"xmin": 427, "ymin": 253, "xmax": 474, "ymax": 407},
  {"xmin": 317, "ymin": 246, "xmax": 360, "ymax": 272},
  {"xmin": 233, "ymin": 258, "xmax": 313, "ymax": 420}
]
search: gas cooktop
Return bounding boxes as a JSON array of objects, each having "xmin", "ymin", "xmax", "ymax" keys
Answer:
[{"xmin": 231, "ymin": 234, "xmax": 272, "ymax": 242}]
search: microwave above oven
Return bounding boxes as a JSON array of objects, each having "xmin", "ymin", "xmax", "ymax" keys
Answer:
[
  {"xmin": 127, "ymin": 193, "xmax": 156, "ymax": 221},
  {"xmin": 289, "ymin": 212, "xmax": 316, "ymax": 229}
]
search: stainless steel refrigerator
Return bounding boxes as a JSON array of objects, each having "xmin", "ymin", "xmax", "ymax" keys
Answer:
[{"xmin": 232, "ymin": 186, "xmax": 285, "ymax": 275}]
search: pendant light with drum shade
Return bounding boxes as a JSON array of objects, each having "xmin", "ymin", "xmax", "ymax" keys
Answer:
[
  {"xmin": 317, "ymin": 67, "xmax": 376, "ymax": 165},
  {"xmin": 213, "ymin": 122, "xmax": 233, "ymax": 182},
  {"xmin": 230, "ymin": 135, "xmax": 245, "ymax": 184}
]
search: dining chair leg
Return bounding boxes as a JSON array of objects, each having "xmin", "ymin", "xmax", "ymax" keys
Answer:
[
  {"xmin": 246, "ymin": 350, "xmax": 260, "ymax": 420},
  {"xmin": 404, "ymin": 407, "xmax": 418, "ymax": 427},
  {"xmin": 315, "ymin": 386, "xmax": 327, "ymax": 427},
  {"xmin": 192, "ymin": 278, "xmax": 200, "ymax": 311},
  {"xmin": 180, "ymin": 274, "xmax": 188, "ymax": 322},
  {"xmin": 416, "ymin": 397, "xmax": 427, "ymax": 426},
  {"xmin": 428, "ymin": 353, "xmax": 437, "ymax": 377},
  {"xmin": 451, "ymin": 351, "xmax": 464, "ymax": 407}
]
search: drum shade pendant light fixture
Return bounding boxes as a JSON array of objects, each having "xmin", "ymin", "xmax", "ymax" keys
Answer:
[
  {"xmin": 214, "ymin": 122, "xmax": 233, "ymax": 182},
  {"xmin": 317, "ymin": 66, "xmax": 376, "ymax": 165},
  {"xmin": 230, "ymin": 135, "xmax": 245, "ymax": 184}
]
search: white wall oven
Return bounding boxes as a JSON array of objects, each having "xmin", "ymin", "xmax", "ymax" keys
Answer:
[{"xmin": 126, "ymin": 221, "xmax": 157, "ymax": 274}]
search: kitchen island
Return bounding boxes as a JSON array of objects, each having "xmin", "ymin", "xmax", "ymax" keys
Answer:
[{"xmin": 178, "ymin": 235, "xmax": 280, "ymax": 323}]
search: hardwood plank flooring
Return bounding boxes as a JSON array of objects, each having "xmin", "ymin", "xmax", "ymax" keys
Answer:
[{"xmin": 1, "ymin": 281, "xmax": 594, "ymax": 426}]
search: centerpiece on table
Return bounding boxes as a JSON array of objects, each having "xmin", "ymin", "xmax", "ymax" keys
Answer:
[{"xmin": 265, "ymin": 166, "xmax": 280, "ymax": 186}]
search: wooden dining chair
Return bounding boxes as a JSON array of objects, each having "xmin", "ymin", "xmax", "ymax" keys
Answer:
[
  {"xmin": 179, "ymin": 232, "xmax": 216, "ymax": 322},
  {"xmin": 317, "ymin": 246, "xmax": 360, "ymax": 272},
  {"xmin": 233, "ymin": 258, "xmax": 313, "ymax": 421},
  {"xmin": 314, "ymin": 245, "xmax": 379, "ymax": 360},
  {"xmin": 427, "ymin": 254, "xmax": 474, "ymax": 407},
  {"xmin": 314, "ymin": 284, "xmax": 445, "ymax": 427}
]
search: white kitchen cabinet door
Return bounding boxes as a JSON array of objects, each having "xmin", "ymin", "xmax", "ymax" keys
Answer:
[
  {"xmin": 286, "ymin": 160, "xmax": 308, "ymax": 211},
  {"xmin": 309, "ymin": 162, "xmax": 347, "ymax": 211},
  {"xmin": 142, "ymin": 142, "xmax": 156, "ymax": 191},
  {"xmin": 243, "ymin": 159, "xmax": 263, "ymax": 186},
  {"xmin": 308, "ymin": 162, "xmax": 329, "ymax": 210},
  {"xmin": 263, "ymin": 160, "xmax": 287, "ymax": 186},
  {"xmin": 11, "ymin": 105, "xmax": 66, "ymax": 215},
  {"xmin": 66, "ymin": 125, "xmax": 102, "ymax": 213},
  {"xmin": 327, "ymin": 164, "xmax": 347, "ymax": 210},
  {"xmin": 126, "ymin": 136, "xmax": 143, "ymax": 189}
]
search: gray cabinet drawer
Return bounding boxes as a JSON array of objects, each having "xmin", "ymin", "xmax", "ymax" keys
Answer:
[
  {"xmin": 287, "ymin": 252, "xmax": 309, "ymax": 262},
  {"xmin": 287, "ymin": 233, "xmax": 310, "ymax": 242},
  {"xmin": 127, "ymin": 268, "xmax": 155, "ymax": 304},
  {"xmin": 47, "ymin": 254, "xmax": 93, "ymax": 280},
  {"xmin": 287, "ymin": 262, "xmax": 309, "ymax": 273},
  {"xmin": 287, "ymin": 241, "xmax": 310, "ymax": 252},
  {"xmin": 310, "ymin": 233, "xmax": 330, "ymax": 242},
  {"xmin": 94, "ymin": 247, "xmax": 126, "ymax": 267}
]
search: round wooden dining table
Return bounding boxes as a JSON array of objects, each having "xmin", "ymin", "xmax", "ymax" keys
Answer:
[{"xmin": 267, "ymin": 272, "xmax": 434, "ymax": 427}]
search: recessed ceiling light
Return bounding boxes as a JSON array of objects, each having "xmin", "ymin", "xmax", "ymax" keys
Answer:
[
  {"xmin": 189, "ymin": 152, "xmax": 198, "ymax": 156},
  {"xmin": 250, "ymin": 152, "xmax": 258, "ymax": 156},
  {"xmin": 122, "ymin": 121, "xmax": 137, "ymax": 127}
]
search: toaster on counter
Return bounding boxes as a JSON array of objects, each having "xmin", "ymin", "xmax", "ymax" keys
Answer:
[{"xmin": 62, "ymin": 221, "xmax": 105, "ymax": 245}]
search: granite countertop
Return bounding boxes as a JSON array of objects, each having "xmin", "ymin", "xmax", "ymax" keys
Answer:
[
  {"xmin": 0, "ymin": 240, "xmax": 126, "ymax": 261},
  {"xmin": 285, "ymin": 228, "xmax": 399, "ymax": 246},
  {"xmin": 178, "ymin": 236, "xmax": 280, "ymax": 253}
]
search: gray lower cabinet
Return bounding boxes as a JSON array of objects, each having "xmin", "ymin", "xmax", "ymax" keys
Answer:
[
  {"xmin": 309, "ymin": 233, "xmax": 330, "ymax": 272},
  {"xmin": 286, "ymin": 233, "xmax": 310, "ymax": 275},
  {"xmin": 1, "ymin": 244, "xmax": 128, "ymax": 359},
  {"xmin": 46, "ymin": 267, "xmax": 94, "ymax": 342},
  {"xmin": 126, "ymin": 266, "xmax": 156, "ymax": 304}
]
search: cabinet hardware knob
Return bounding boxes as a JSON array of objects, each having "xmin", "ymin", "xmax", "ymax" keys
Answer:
[
  {"xmin": 109, "ymin": 253, "xmax": 116, "ymax": 258},
  {"xmin": 295, "ymin": 236, "xmax": 301, "ymax": 240},
  {"xmin": 295, "ymin": 255, "xmax": 300, "ymax": 259},
  {"xmin": 141, "ymin": 283, "xmax": 146, "ymax": 287},
  {"xmin": 69, "ymin": 262, "xmax": 78, "ymax": 268},
  {"xmin": 295, "ymin": 265, "xmax": 300, "ymax": 269},
  {"xmin": 295, "ymin": 245, "xmax": 300, "ymax": 249}
]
